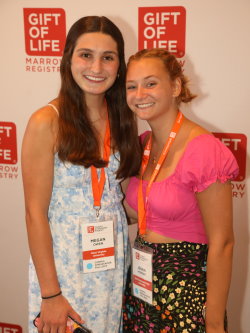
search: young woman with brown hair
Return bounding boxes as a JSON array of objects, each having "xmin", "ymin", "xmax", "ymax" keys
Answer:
[{"xmin": 22, "ymin": 16, "xmax": 141, "ymax": 333}]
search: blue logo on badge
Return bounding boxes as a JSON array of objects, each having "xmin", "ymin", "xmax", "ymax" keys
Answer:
[
  {"xmin": 135, "ymin": 288, "xmax": 139, "ymax": 294},
  {"xmin": 87, "ymin": 263, "xmax": 93, "ymax": 269}
]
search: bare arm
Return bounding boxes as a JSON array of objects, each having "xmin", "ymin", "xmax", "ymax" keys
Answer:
[
  {"xmin": 196, "ymin": 181, "xmax": 234, "ymax": 333},
  {"xmin": 22, "ymin": 107, "xmax": 82, "ymax": 332}
]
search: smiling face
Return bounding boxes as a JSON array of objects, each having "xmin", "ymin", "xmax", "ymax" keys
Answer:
[
  {"xmin": 126, "ymin": 57, "xmax": 181, "ymax": 123},
  {"xmin": 71, "ymin": 32, "xmax": 120, "ymax": 99}
]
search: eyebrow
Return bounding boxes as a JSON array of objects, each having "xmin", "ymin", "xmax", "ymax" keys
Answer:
[
  {"xmin": 126, "ymin": 75, "xmax": 156, "ymax": 82},
  {"xmin": 75, "ymin": 48, "xmax": 118, "ymax": 55}
]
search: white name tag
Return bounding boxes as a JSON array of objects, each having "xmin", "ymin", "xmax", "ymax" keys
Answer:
[
  {"xmin": 132, "ymin": 245, "xmax": 153, "ymax": 305},
  {"xmin": 81, "ymin": 219, "xmax": 115, "ymax": 273}
]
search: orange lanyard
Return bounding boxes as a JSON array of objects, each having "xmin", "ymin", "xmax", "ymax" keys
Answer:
[
  {"xmin": 91, "ymin": 116, "xmax": 111, "ymax": 217},
  {"xmin": 138, "ymin": 111, "xmax": 183, "ymax": 235}
]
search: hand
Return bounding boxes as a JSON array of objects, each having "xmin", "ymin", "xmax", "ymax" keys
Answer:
[{"xmin": 37, "ymin": 294, "xmax": 83, "ymax": 333}]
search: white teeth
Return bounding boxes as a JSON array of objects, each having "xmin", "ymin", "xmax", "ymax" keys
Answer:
[
  {"xmin": 136, "ymin": 103, "xmax": 154, "ymax": 109},
  {"xmin": 85, "ymin": 75, "xmax": 105, "ymax": 82}
]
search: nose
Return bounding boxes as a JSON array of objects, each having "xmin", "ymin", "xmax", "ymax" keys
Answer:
[
  {"xmin": 90, "ymin": 58, "xmax": 102, "ymax": 74},
  {"xmin": 135, "ymin": 86, "xmax": 146, "ymax": 99}
]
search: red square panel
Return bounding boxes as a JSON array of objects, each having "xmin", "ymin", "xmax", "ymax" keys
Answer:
[
  {"xmin": 23, "ymin": 8, "xmax": 66, "ymax": 56},
  {"xmin": 213, "ymin": 132, "xmax": 247, "ymax": 182},
  {"xmin": 0, "ymin": 122, "xmax": 17, "ymax": 164},
  {"xmin": 138, "ymin": 7, "xmax": 186, "ymax": 58}
]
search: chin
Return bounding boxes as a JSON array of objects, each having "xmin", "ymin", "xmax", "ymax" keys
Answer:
[{"xmin": 135, "ymin": 111, "xmax": 152, "ymax": 120}]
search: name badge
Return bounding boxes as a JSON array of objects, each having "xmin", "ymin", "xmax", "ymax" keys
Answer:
[
  {"xmin": 132, "ymin": 245, "xmax": 153, "ymax": 305},
  {"xmin": 81, "ymin": 219, "xmax": 115, "ymax": 273}
]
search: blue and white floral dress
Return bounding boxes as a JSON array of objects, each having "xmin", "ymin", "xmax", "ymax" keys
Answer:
[{"xmin": 28, "ymin": 153, "xmax": 130, "ymax": 333}]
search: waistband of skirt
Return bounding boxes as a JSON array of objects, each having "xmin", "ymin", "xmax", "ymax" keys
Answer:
[{"xmin": 135, "ymin": 235, "xmax": 208, "ymax": 252}]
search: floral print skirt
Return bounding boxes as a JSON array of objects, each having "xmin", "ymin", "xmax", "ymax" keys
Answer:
[{"xmin": 123, "ymin": 238, "xmax": 209, "ymax": 333}]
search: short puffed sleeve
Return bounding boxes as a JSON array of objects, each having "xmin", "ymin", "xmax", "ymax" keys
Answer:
[{"xmin": 177, "ymin": 134, "xmax": 239, "ymax": 192}]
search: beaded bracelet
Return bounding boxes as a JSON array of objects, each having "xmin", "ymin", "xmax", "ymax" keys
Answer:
[{"xmin": 41, "ymin": 290, "xmax": 62, "ymax": 300}]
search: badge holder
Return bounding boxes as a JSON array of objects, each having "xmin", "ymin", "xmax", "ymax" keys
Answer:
[
  {"xmin": 80, "ymin": 214, "xmax": 117, "ymax": 274},
  {"xmin": 131, "ymin": 240, "xmax": 153, "ymax": 305}
]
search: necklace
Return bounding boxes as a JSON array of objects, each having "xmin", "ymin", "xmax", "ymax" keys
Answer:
[{"xmin": 151, "ymin": 148, "xmax": 161, "ymax": 164}]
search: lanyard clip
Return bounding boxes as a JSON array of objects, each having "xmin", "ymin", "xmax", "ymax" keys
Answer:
[{"xmin": 94, "ymin": 206, "xmax": 101, "ymax": 218}]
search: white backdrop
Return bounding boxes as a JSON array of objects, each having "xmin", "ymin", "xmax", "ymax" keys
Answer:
[{"xmin": 0, "ymin": 0, "xmax": 249, "ymax": 332}]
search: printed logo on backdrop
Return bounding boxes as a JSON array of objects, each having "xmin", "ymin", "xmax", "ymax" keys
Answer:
[
  {"xmin": 0, "ymin": 322, "xmax": 22, "ymax": 332},
  {"xmin": 23, "ymin": 8, "xmax": 66, "ymax": 73},
  {"xmin": 213, "ymin": 133, "xmax": 247, "ymax": 199},
  {"xmin": 138, "ymin": 7, "xmax": 186, "ymax": 58},
  {"xmin": 0, "ymin": 122, "xmax": 18, "ymax": 180}
]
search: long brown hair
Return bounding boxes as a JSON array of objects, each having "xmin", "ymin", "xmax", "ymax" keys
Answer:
[
  {"xmin": 58, "ymin": 16, "xmax": 141, "ymax": 178},
  {"xmin": 127, "ymin": 48, "xmax": 196, "ymax": 106}
]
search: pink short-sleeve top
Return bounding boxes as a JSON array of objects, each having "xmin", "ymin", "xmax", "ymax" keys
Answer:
[{"xmin": 126, "ymin": 133, "xmax": 239, "ymax": 244}]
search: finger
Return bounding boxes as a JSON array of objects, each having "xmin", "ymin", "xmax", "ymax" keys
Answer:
[
  {"xmin": 50, "ymin": 325, "xmax": 58, "ymax": 333},
  {"xmin": 58, "ymin": 322, "xmax": 67, "ymax": 333},
  {"xmin": 37, "ymin": 320, "xmax": 44, "ymax": 333},
  {"xmin": 42, "ymin": 323, "xmax": 50, "ymax": 333}
]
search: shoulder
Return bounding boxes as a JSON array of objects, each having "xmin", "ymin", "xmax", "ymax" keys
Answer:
[
  {"xmin": 26, "ymin": 102, "xmax": 59, "ymax": 136},
  {"xmin": 183, "ymin": 132, "xmax": 236, "ymax": 166},
  {"xmin": 182, "ymin": 117, "xmax": 231, "ymax": 155},
  {"xmin": 180, "ymin": 117, "xmax": 233, "ymax": 153},
  {"xmin": 178, "ymin": 136, "xmax": 239, "ymax": 192},
  {"xmin": 182, "ymin": 117, "xmax": 211, "ymax": 141},
  {"xmin": 176, "ymin": 117, "xmax": 239, "ymax": 190},
  {"xmin": 23, "ymin": 102, "xmax": 59, "ymax": 153}
]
